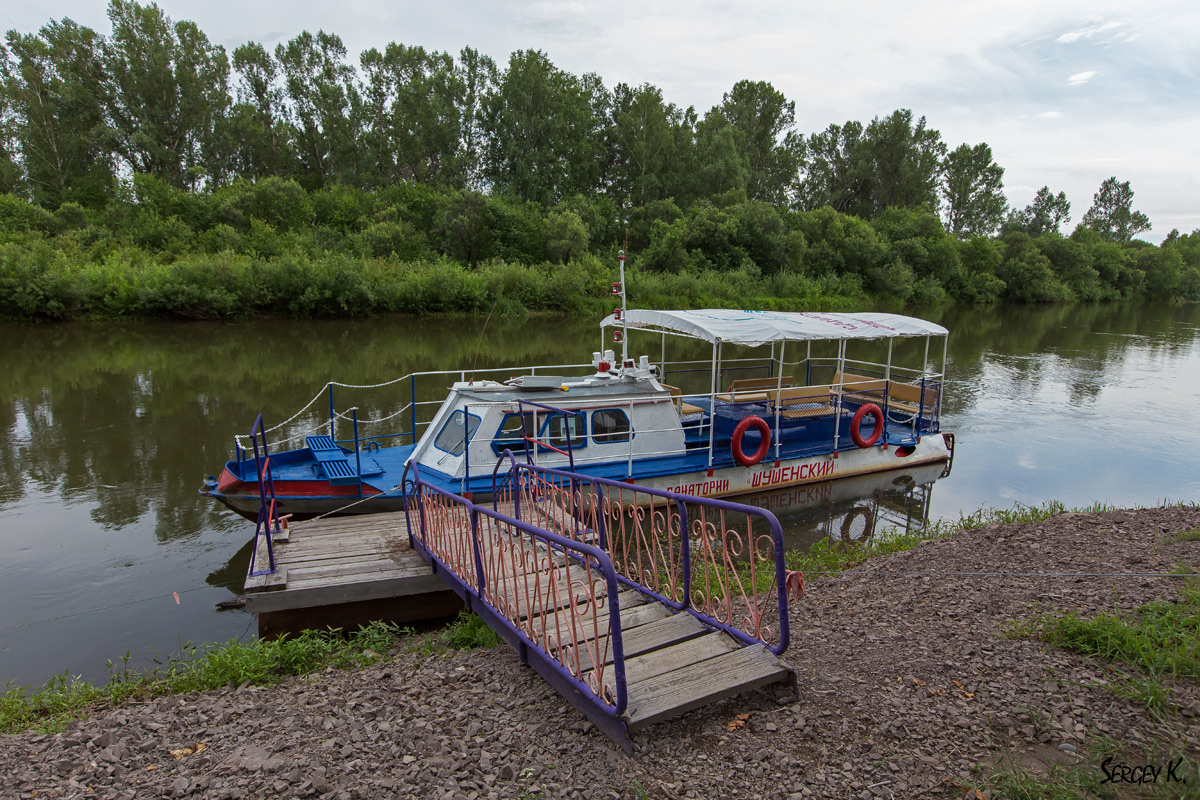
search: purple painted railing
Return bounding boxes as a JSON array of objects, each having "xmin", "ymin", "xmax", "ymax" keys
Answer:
[
  {"xmin": 403, "ymin": 461, "xmax": 629, "ymax": 731},
  {"xmin": 492, "ymin": 452, "xmax": 790, "ymax": 656},
  {"xmin": 246, "ymin": 413, "xmax": 281, "ymax": 577}
]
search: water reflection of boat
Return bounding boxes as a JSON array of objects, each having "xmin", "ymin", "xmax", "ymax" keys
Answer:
[
  {"xmin": 202, "ymin": 269, "xmax": 953, "ymax": 521},
  {"xmin": 739, "ymin": 461, "xmax": 944, "ymax": 553}
]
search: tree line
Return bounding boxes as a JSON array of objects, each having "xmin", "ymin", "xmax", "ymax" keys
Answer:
[{"xmin": 1, "ymin": 0, "xmax": 1198, "ymax": 319}]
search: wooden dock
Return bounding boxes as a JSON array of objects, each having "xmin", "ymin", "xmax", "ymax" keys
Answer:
[{"xmin": 241, "ymin": 511, "xmax": 462, "ymax": 637}]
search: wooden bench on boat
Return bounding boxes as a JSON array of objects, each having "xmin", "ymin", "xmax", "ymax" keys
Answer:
[
  {"xmin": 769, "ymin": 385, "xmax": 842, "ymax": 420},
  {"xmin": 661, "ymin": 384, "xmax": 706, "ymax": 416},
  {"xmin": 833, "ymin": 372, "xmax": 939, "ymax": 417},
  {"xmin": 714, "ymin": 376, "xmax": 794, "ymax": 403}
]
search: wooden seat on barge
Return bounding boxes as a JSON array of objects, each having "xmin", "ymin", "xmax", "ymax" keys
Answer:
[
  {"xmin": 770, "ymin": 385, "xmax": 842, "ymax": 420},
  {"xmin": 833, "ymin": 372, "xmax": 939, "ymax": 417},
  {"xmin": 714, "ymin": 376, "xmax": 794, "ymax": 403},
  {"xmin": 661, "ymin": 384, "xmax": 706, "ymax": 416}
]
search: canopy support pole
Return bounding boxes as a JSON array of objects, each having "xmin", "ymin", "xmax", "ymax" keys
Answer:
[
  {"xmin": 707, "ymin": 340, "xmax": 720, "ymax": 470},
  {"xmin": 773, "ymin": 341, "xmax": 785, "ymax": 463},
  {"xmin": 832, "ymin": 339, "xmax": 846, "ymax": 452},
  {"xmin": 938, "ymin": 334, "xmax": 948, "ymax": 423}
]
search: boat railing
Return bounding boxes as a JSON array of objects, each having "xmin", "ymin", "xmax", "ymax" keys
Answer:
[
  {"xmin": 492, "ymin": 452, "xmax": 790, "ymax": 655},
  {"xmin": 404, "ymin": 459, "xmax": 628, "ymax": 717},
  {"xmin": 231, "ymin": 361, "xmax": 594, "ymax": 459},
  {"xmin": 456, "ymin": 366, "xmax": 943, "ymax": 478},
  {"xmin": 246, "ymin": 413, "xmax": 281, "ymax": 577}
]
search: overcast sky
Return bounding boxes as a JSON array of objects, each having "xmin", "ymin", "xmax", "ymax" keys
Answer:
[{"xmin": 5, "ymin": 1, "xmax": 1197, "ymax": 242}]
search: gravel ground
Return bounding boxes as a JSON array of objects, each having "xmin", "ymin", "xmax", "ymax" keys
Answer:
[{"xmin": 3, "ymin": 506, "xmax": 1199, "ymax": 799}]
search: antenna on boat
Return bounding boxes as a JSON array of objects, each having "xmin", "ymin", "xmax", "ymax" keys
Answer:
[
  {"xmin": 468, "ymin": 297, "xmax": 499, "ymax": 386},
  {"xmin": 617, "ymin": 230, "xmax": 629, "ymax": 367}
]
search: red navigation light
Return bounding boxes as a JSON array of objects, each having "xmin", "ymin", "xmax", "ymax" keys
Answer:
[
  {"xmin": 613, "ymin": 330, "xmax": 623, "ymax": 343},
  {"xmin": 613, "ymin": 308, "xmax": 623, "ymax": 320},
  {"xmin": 598, "ymin": 361, "xmax": 611, "ymax": 372},
  {"xmin": 611, "ymin": 282, "xmax": 622, "ymax": 294}
]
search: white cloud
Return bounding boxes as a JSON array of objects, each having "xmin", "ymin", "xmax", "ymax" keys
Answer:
[
  {"xmin": 1057, "ymin": 21, "xmax": 1122, "ymax": 44},
  {"xmin": 1067, "ymin": 70, "xmax": 1097, "ymax": 85},
  {"xmin": 1035, "ymin": 111, "xmax": 1063, "ymax": 118}
]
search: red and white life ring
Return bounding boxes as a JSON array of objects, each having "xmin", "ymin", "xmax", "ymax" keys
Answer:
[
  {"xmin": 731, "ymin": 416, "xmax": 771, "ymax": 466},
  {"xmin": 850, "ymin": 403, "xmax": 884, "ymax": 448}
]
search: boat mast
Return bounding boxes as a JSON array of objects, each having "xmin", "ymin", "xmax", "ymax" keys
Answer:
[{"xmin": 617, "ymin": 232, "xmax": 629, "ymax": 366}]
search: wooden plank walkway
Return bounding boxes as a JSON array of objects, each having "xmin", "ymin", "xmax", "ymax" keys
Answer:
[
  {"xmin": 243, "ymin": 504, "xmax": 796, "ymax": 745},
  {"xmin": 241, "ymin": 511, "xmax": 448, "ymax": 615}
]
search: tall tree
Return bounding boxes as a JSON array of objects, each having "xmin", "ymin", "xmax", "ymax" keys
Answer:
[
  {"xmin": 454, "ymin": 46, "xmax": 496, "ymax": 191},
  {"xmin": 797, "ymin": 120, "xmax": 868, "ymax": 214},
  {"xmin": 2, "ymin": 20, "xmax": 113, "ymax": 206},
  {"xmin": 103, "ymin": 0, "xmax": 230, "ymax": 189},
  {"xmin": 484, "ymin": 49, "xmax": 603, "ymax": 205},
  {"xmin": 0, "ymin": 48, "xmax": 22, "ymax": 194},
  {"xmin": 1081, "ymin": 176, "xmax": 1150, "ymax": 243},
  {"xmin": 719, "ymin": 80, "xmax": 804, "ymax": 205},
  {"xmin": 1006, "ymin": 186, "xmax": 1071, "ymax": 236},
  {"xmin": 609, "ymin": 82, "xmax": 679, "ymax": 208},
  {"xmin": 276, "ymin": 30, "xmax": 362, "ymax": 188},
  {"xmin": 361, "ymin": 43, "xmax": 463, "ymax": 187},
  {"xmin": 941, "ymin": 142, "xmax": 1006, "ymax": 238},
  {"xmin": 225, "ymin": 41, "xmax": 293, "ymax": 180},
  {"xmin": 861, "ymin": 109, "xmax": 945, "ymax": 215},
  {"xmin": 683, "ymin": 108, "xmax": 748, "ymax": 203}
]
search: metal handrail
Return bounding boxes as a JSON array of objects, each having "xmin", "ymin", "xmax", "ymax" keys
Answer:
[
  {"xmin": 496, "ymin": 455, "xmax": 790, "ymax": 656},
  {"xmin": 246, "ymin": 413, "xmax": 280, "ymax": 577},
  {"xmin": 405, "ymin": 459, "xmax": 628, "ymax": 716}
]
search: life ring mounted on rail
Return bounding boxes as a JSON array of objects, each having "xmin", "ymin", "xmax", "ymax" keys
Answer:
[
  {"xmin": 731, "ymin": 415, "xmax": 771, "ymax": 466},
  {"xmin": 850, "ymin": 403, "xmax": 884, "ymax": 448}
]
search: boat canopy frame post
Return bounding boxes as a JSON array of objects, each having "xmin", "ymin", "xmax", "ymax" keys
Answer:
[
  {"xmin": 938, "ymin": 334, "xmax": 949, "ymax": 422},
  {"xmin": 773, "ymin": 340, "xmax": 786, "ymax": 463},
  {"xmin": 707, "ymin": 340, "xmax": 720, "ymax": 470},
  {"xmin": 915, "ymin": 335, "xmax": 931, "ymax": 438},
  {"xmin": 832, "ymin": 339, "xmax": 846, "ymax": 452}
]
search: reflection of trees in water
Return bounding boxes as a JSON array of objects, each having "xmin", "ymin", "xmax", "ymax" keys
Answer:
[
  {"xmin": 930, "ymin": 302, "xmax": 1200, "ymax": 417},
  {"xmin": 1, "ymin": 302, "xmax": 1198, "ymax": 543},
  {"xmin": 0, "ymin": 316, "xmax": 598, "ymax": 541}
]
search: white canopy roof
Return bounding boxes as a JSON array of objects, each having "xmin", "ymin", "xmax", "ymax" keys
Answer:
[{"xmin": 600, "ymin": 309, "xmax": 948, "ymax": 347}]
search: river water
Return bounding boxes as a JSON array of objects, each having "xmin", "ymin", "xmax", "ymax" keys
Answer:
[{"xmin": 2, "ymin": 303, "xmax": 1198, "ymax": 688}]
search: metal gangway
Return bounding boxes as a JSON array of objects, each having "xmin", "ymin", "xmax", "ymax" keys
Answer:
[{"xmin": 402, "ymin": 452, "xmax": 797, "ymax": 752}]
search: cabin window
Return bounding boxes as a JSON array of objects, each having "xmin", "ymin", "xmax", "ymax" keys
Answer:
[
  {"xmin": 542, "ymin": 414, "xmax": 586, "ymax": 450},
  {"xmin": 434, "ymin": 409, "xmax": 481, "ymax": 456},
  {"xmin": 592, "ymin": 409, "xmax": 631, "ymax": 443},
  {"xmin": 491, "ymin": 413, "xmax": 534, "ymax": 455}
]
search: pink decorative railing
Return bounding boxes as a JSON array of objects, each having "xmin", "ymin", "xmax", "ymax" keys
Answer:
[
  {"xmin": 495, "ymin": 455, "xmax": 789, "ymax": 655},
  {"xmin": 406, "ymin": 464, "xmax": 628, "ymax": 717}
]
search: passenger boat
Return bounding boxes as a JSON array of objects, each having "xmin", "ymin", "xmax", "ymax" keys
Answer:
[{"xmin": 201, "ymin": 301, "xmax": 954, "ymax": 522}]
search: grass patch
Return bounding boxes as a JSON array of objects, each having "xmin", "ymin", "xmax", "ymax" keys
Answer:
[
  {"xmin": 984, "ymin": 760, "xmax": 1119, "ymax": 800},
  {"xmin": 983, "ymin": 743, "xmax": 1200, "ymax": 800},
  {"xmin": 0, "ymin": 621, "xmax": 405, "ymax": 735},
  {"xmin": 437, "ymin": 612, "xmax": 502, "ymax": 650},
  {"xmin": 785, "ymin": 500, "xmax": 1073, "ymax": 575},
  {"xmin": 1014, "ymin": 581, "xmax": 1200, "ymax": 680},
  {"xmin": 1175, "ymin": 528, "xmax": 1200, "ymax": 542}
]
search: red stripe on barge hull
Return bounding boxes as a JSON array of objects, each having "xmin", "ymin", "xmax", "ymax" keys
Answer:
[{"xmin": 215, "ymin": 467, "xmax": 382, "ymax": 498}]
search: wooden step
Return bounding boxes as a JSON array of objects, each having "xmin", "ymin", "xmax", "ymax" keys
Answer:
[{"xmin": 623, "ymin": 642, "xmax": 792, "ymax": 731}]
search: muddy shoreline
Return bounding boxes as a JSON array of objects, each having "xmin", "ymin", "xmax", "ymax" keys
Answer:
[{"xmin": 4, "ymin": 506, "xmax": 1198, "ymax": 799}]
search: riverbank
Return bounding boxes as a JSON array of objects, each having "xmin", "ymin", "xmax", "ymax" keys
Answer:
[{"xmin": 3, "ymin": 505, "xmax": 1197, "ymax": 799}]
